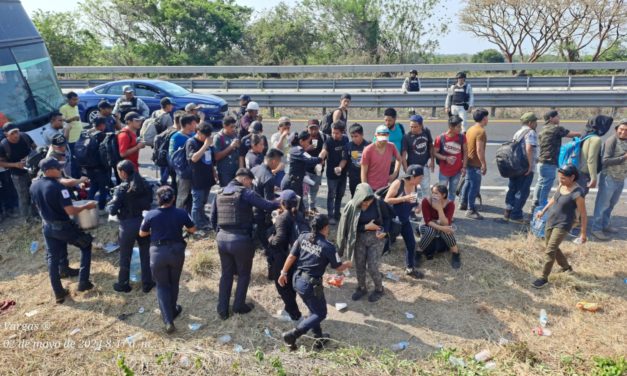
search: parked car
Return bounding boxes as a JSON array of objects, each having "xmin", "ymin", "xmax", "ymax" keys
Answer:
[{"xmin": 77, "ymin": 79, "xmax": 228, "ymax": 127}]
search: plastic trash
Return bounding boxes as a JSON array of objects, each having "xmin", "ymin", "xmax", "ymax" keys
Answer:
[
  {"xmin": 129, "ymin": 247, "xmax": 141, "ymax": 282},
  {"xmin": 69, "ymin": 328, "xmax": 81, "ymax": 336},
  {"xmin": 29, "ymin": 241, "xmax": 39, "ymax": 254},
  {"xmin": 385, "ymin": 272, "xmax": 400, "ymax": 282},
  {"xmin": 179, "ymin": 355, "xmax": 191, "ymax": 368},
  {"xmin": 390, "ymin": 341, "xmax": 409, "ymax": 352},
  {"xmin": 484, "ymin": 361, "xmax": 497, "ymax": 370},
  {"xmin": 188, "ymin": 323, "xmax": 202, "ymax": 331},
  {"xmin": 263, "ymin": 328, "xmax": 272, "ymax": 338},
  {"xmin": 103, "ymin": 242, "xmax": 120, "ymax": 254},
  {"xmin": 108, "ymin": 214, "xmax": 119, "ymax": 222},
  {"xmin": 126, "ymin": 332, "xmax": 143, "ymax": 345},
  {"xmin": 326, "ymin": 274, "xmax": 345, "ymax": 287},
  {"xmin": 474, "ymin": 349, "xmax": 492, "ymax": 362},
  {"xmin": 335, "ymin": 302, "xmax": 348, "ymax": 311},
  {"xmin": 532, "ymin": 327, "xmax": 552, "ymax": 336},
  {"xmin": 233, "ymin": 344, "xmax": 246, "ymax": 353},
  {"xmin": 539, "ymin": 309, "xmax": 548, "ymax": 327},
  {"xmin": 404, "ymin": 312, "xmax": 415, "ymax": 320},
  {"xmin": 343, "ymin": 269, "xmax": 351, "ymax": 277},
  {"xmin": 576, "ymin": 301, "xmax": 600, "ymax": 312},
  {"xmin": 449, "ymin": 356, "xmax": 466, "ymax": 367},
  {"xmin": 275, "ymin": 310, "xmax": 293, "ymax": 322},
  {"xmin": 573, "ymin": 237, "xmax": 584, "ymax": 245},
  {"xmin": 25, "ymin": 310, "xmax": 38, "ymax": 317},
  {"xmin": 498, "ymin": 338, "xmax": 510, "ymax": 346},
  {"xmin": 217, "ymin": 334, "xmax": 232, "ymax": 344},
  {"xmin": 138, "ymin": 307, "xmax": 145, "ymax": 314}
]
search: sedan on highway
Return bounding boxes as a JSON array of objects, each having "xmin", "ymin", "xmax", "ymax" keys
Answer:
[{"xmin": 77, "ymin": 79, "xmax": 228, "ymax": 127}]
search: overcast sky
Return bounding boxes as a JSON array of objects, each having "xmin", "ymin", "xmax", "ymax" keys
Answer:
[{"xmin": 21, "ymin": 0, "xmax": 494, "ymax": 55}]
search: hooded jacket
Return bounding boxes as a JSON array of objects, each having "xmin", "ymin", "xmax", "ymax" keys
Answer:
[
  {"xmin": 336, "ymin": 183, "xmax": 390, "ymax": 260},
  {"xmin": 581, "ymin": 115, "xmax": 613, "ymax": 176}
]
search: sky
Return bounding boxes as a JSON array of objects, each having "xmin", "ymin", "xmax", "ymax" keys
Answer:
[{"xmin": 21, "ymin": 0, "xmax": 493, "ymax": 55}]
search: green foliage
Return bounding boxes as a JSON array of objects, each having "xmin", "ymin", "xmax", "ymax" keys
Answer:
[
  {"xmin": 471, "ymin": 49, "xmax": 505, "ymax": 64},
  {"xmin": 270, "ymin": 356, "xmax": 286, "ymax": 376},
  {"xmin": 254, "ymin": 348, "xmax": 265, "ymax": 362},
  {"xmin": 116, "ymin": 355, "xmax": 134, "ymax": 376},
  {"xmin": 592, "ymin": 356, "xmax": 626, "ymax": 376}
]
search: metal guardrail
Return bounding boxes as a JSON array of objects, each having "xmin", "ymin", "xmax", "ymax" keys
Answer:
[
  {"xmin": 55, "ymin": 61, "xmax": 627, "ymax": 75},
  {"xmin": 58, "ymin": 75, "xmax": 627, "ymax": 91}
]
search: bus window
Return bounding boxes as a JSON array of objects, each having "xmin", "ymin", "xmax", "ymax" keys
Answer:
[{"xmin": 0, "ymin": 48, "xmax": 33, "ymax": 124}]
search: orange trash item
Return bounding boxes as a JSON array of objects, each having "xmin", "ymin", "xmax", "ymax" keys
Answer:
[
  {"xmin": 326, "ymin": 274, "xmax": 345, "ymax": 287},
  {"xmin": 576, "ymin": 301, "xmax": 600, "ymax": 312}
]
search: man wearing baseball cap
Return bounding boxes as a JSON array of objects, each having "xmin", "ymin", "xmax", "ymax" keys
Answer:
[
  {"xmin": 113, "ymin": 85, "xmax": 149, "ymax": 121},
  {"xmin": 239, "ymin": 101, "xmax": 261, "ymax": 138},
  {"xmin": 402, "ymin": 69, "xmax": 421, "ymax": 93},
  {"xmin": 503, "ymin": 112, "xmax": 539, "ymax": 223},
  {"xmin": 532, "ymin": 110, "xmax": 581, "ymax": 209},
  {"xmin": 118, "ymin": 112, "xmax": 147, "ymax": 170}
]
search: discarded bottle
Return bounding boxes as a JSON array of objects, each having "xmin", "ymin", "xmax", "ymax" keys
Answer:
[
  {"xmin": 391, "ymin": 341, "xmax": 409, "ymax": 352},
  {"xmin": 474, "ymin": 349, "xmax": 492, "ymax": 362},
  {"xmin": 233, "ymin": 344, "xmax": 245, "ymax": 353},
  {"xmin": 29, "ymin": 241, "xmax": 39, "ymax": 254},
  {"xmin": 263, "ymin": 328, "xmax": 272, "ymax": 337},
  {"xmin": 217, "ymin": 334, "xmax": 232, "ymax": 344},
  {"xmin": 531, "ymin": 327, "xmax": 552, "ymax": 336},
  {"xmin": 576, "ymin": 301, "xmax": 600, "ymax": 312},
  {"xmin": 188, "ymin": 323, "xmax": 202, "ymax": 331},
  {"xmin": 539, "ymin": 309, "xmax": 548, "ymax": 327},
  {"xmin": 126, "ymin": 332, "xmax": 143, "ymax": 345},
  {"xmin": 404, "ymin": 312, "xmax": 415, "ymax": 320},
  {"xmin": 385, "ymin": 272, "xmax": 400, "ymax": 282},
  {"xmin": 129, "ymin": 247, "xmax": 141, "ymax": 282},
  {"xmin": 573, "ymin": 237, "xmax": 584, "ymax": 245}
]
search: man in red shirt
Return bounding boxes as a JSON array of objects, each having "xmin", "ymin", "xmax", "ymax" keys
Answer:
[
  {"xmin": 434, "ymin": 116, "xmax": 467, "ymax": 201},
  {"xmin": 118, "ymin": 112, "xmax": 146, "ymax": 170},
  {"xmin": 361, "ymin": 125, "xmax": 401, "ymax": 190}
]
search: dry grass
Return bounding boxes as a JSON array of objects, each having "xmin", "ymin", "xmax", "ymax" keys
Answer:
[{"xmin": 0, "ymin": 207, "xmax": 625, "ymax": 375}]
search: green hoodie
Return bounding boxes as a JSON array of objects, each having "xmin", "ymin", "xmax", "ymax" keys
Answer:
[{"xmin": 336, "ymin": 183, "xmax": 374, "ymax": 260}]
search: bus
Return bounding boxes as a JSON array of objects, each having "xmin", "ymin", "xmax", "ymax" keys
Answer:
[{"xmin": 0, "ymin": 0, "xmax": 65, "ymax": 142}]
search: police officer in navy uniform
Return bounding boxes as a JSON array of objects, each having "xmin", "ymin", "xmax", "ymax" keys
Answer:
[
  {"xmin": 279, "ymin": 214, "xmax": 352, "ymax": 350},
  {"xmin": 107, "ymin": 160, "xmax": 155, "ymax": 294},
  {"xmin": 210, "ymin": 167, "xmax": 280, "ymax": 320},
  {"xmin": 30, "ymin": 158, "xmax": 95, "ymax": 304},
  {"xmin": 139, "ymin": 186, "xmax": 196, "ymax": 333},
  {"xmin": 402, "ymin": 69, "xmax": 421, "ymax": 93}
]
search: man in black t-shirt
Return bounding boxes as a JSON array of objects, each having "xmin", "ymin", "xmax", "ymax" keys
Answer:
[
  {"xmin": 343, "ymin": 123, "xmax": 369, "ymax": 197},
  {"xmin": 185, "ymin": 122, "xmax": 217, "ymax": 232},
  {"xmin": 304, "ymin": 119, "xmax": 325, "ymax": 213},
  {"xmin": 319, "ymin": 122, "xmax": 349, "ymax": 223},
  {"xmin": 401, "ymin": 115, "xmax": 434, "ymax": 198}
]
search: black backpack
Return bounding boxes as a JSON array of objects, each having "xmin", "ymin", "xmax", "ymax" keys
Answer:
[
  {"xmin": 99, "ymin": 130, "xmax": 127, "ymax": 170},
  {"xmin": 496, "ymin": 129, "xmax": 531, "ymax": 178},
  {"xmin": 75, "ymin": 130, "xmax": 104, "ymax": 168},
  {"xmin": 321, "ymin": 108, "xmax": 346, "ymax": 135},
  {"xmin": 152, "ymin": 128, "xmax": 177, "ymax": 167}
]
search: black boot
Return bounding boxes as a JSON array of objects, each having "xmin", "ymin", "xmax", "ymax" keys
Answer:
[
  {"xmin": 313, "ymin": 333, "xmax": 331, "ymax": 350},
  {"xmin": 59, "ymin": 267, "xmax": 79, "ymax": 278},
  {"xmin": 282, "ymin": 328, "xmax": 303, "ymax": 351}
]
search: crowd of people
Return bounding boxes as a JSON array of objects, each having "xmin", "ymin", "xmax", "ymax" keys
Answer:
[{"xmin": 0, "ymin": 75, "xmax": 625, "ymax": 349}]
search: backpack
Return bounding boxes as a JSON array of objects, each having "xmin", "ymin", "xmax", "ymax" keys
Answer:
[
  {"xmin": 558, "ymin": 135, "xmax": 594, "ymax": 169},
  {"xmin": 140, "ymin": 111, "xmax": 168, "ymax": 147},
  {"xmin": 99, "ymin": 130, "xmax": 128, "ymax": 170},
  {"xmin": 152, "ymin": 128, "xmax": 177, "ymax": 167},
  {"xmin": 75, "ymin": 130, "xmax": 103, "ymax": 168},
  {"xmin": 1, "ymin": 133, "xmax": 35, "ymax": 160},
  {"xmin": 25, "ymin": 146, "xmax": 48, "ymax": 178},
  {"xmin": 170, "ymin": 146, "xmax": 191, "ymax": 179},
  {"xmin": 496, "ymin": 129, "xmax": 531, "ymax": 178},
  {"xmin": 321, "ymin": 108, "xmax": 346, "ymax": 135},
  {"xmin": 436, "ymin": 133, "xmax": 464, "ymax": 166}
]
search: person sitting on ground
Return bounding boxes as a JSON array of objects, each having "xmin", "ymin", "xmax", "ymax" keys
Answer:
[
  {"xmin": 337, "ymin": 183, "xmax": 391, "ymax": 303},
  {"xmin": 416, "ymin": 184, "xmax": 461, "ymax": 269}
]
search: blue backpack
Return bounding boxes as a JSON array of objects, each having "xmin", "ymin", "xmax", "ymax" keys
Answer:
[
  {"xmin": 170, "ymin": 147, "xmax": 191, "ymax": 179},
  {"xmin": 558, "ymin": 135, "xmax": 593, "ymax": 168}
]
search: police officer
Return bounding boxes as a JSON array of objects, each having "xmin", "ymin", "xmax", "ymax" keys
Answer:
[
  {"xmin": 113, "ymin": 85, "xmax": 150, "ymax": 122},
  {"xmin": 402, "ymin": 69, "xmax": 421, "ymax": 93},
  {"xmin": 210, "ymin": 168, "xmax": 280, "ymax": 320},
  {"xmin": 139, "ymin": 186, "xmax": 196, "ymax": 333},
  {"xmin": 107, "ymin": 160, "xmax": 154, "ymax": 293},
  {"xmin": 279, "ymin": 214, "xmax": 352, "ymax": 350},
  {"xmin": 444, "ymin": 71, "xmax": 474, "ymax": 132},
  {"xmin": 30, "ymin": 158, "xmax": 95, "ymax": 304}
]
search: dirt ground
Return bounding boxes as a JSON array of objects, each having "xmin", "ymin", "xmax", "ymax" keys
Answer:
[{"xmin": 0, "ymin": 191, "xmax": 625, "ymax": 375}]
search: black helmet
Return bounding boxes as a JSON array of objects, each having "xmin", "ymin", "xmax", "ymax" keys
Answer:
[
  {"xmin": 456, "ymin": 71, "xmax": 467, "ymax": 79},
  {"xmin": 410, "ymin": 69, "xmax": 418, "ymax": 74}
]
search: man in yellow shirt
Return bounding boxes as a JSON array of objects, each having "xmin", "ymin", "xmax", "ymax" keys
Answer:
[{"xmin": 59, "ymin": 91, "xmax": 82, "ymax": 178}]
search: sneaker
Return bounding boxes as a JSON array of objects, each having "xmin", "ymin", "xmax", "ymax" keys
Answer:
[
  {"xmin": 55, "ymin": 288, "xmax": 70, "ymax": 304},
  {"xmin": 503, "ymin": 209, "xmax": 511, "ymax": 220},
  {"xmin": 282, "ymin": 329, "xmax": 300, "ymax": 350},
  {"xmin": 218, "ymin": 311, "xmax": 229, "ymax": 321},
  {"xmin": 77, "ymin": 281, "xmax": 94, "ymax": 292},
  {"xmin": 465, "ymin": 210, "xmax": 484, "ymax": 220},
  {"xmin": 113, "ymin": 282, "xmax": 132, "ymax": 293},
  {"xmin": 233, "ymin": 302, "xmax": 255, "ymax": 314},
  {"xmin": 451, "ymin": 253, "xmax": 461, "ymax": 269},
  {"xmin": 173, "ymin": 305, "xmax": 183, "ymax": 320},
  {"xmin": 591, "ymin": 230, "xmax": 609, "ymax": 241},
  {"xmin": 558, "ymin": 266, "xmax": 574, "ymax": 274},
  {"xmin": 405, "ymin": 268, "xmax": 424, "ymax": 279},
  {"xmin": 164, "ymin": 323, "xmax": 176, "ymax": 334},
  {"xmin": 59, "ymin": 267, "xmax": 80, "ymax": 279},
  {"xmin": 368, "ymin": 290, "xmax": 384, "ymax": 303},
  {"xmin": 313, "ymin": 333, "xmax": 331, "ymax": 350},
  {"xmin": 351, "ymin": 288, "xmax": 368, "ymax": 301},
  {"xmin": 142, "ymin": 281, "xmax": 156, "ymax": 293},
  {"xmin": 458, "ymin": 203, "xmax": 468, "ymax": 211},
  {"xmin": 531, "ymin": 278, "xmax": 549, "ymax": 289},
  {"xmin": 603, "ymin": 226, "xmax": 619, "ymax": 234}
]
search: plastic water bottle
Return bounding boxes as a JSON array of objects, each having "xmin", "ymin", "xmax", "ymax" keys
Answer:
[
  {"xmin": 539, "ymin": 309, "xmax": 548, "ymax": 327},
  {"xmin": 391, "ymin": 341, "xmax": 409, "ymax": 352},
  {"xmin": 129, "ymin": 247, "xmax": 141, "ymax": 282}
]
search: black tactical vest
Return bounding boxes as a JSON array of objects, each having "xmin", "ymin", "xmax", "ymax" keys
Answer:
[
  {"xmin": 451, "ymin": 84, "xmax": 469, "ymax": 105},
  {"xmin": 407, "ymin": 78, "xmax": 420, "ymax": 92},
  {"xmin": 216, "ymin": 186, "xmax": 253, "ymax": 229}
]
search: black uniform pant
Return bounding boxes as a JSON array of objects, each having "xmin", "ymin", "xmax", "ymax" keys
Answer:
[
  {"xmin": 269, "ymin": 250, "xmax": 301, "ymax": 320},
  {"xmin": 149, "ymin": 242, "xmax": 185, "ymax": 324},
  {"xmin": 43, "ymin": 221, "xmax": 92, "ymax": 297},
  {"xmin": 216, "ymin": 231, "xmax": 254, "ymax": 315},
  {"xmin": 118, "ymin": 217, "xmax": 152, "ymax": 287}
]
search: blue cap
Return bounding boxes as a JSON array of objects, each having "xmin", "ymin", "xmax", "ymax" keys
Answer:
[
  {"xmin": 375, "ymin": 125, "xmax": 390, "ymax": 134},
  {"xmin": 39, "ymin": 157, "xmax": 62, "ymax": 172},
  {"xmin": 409, "ymin": 114, "xmax": 423, "ymax": 124},
  {"xmin": 279, "ymin": 189, "xmax": 298, "ymax": 202}
]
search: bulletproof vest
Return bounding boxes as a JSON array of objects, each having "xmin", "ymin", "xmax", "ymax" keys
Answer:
[
  {"xmin": 451, "ymin": 84, "xmax": 469, "ymax": 105},
  {"xmin": 118, "ymin": 97, "xmax": 139, "ymax": 120},
  {"xmin": 117, "ymin": 181, "xmax": 152, "ymax": 220},
  {"xmin": 407, "ymin": 78, "xmax": 420, "ymax": 92},
  {"xmin": 216, "ymin": 186, "xmax": 253, "ymax": 229}
]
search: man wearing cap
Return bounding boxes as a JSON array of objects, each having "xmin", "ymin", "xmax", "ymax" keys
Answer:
[
  {"xmin": 239, "ymin": 120, "xmax": 268, "ymax": 168},
  {"xmin": 118, "ymin": 112, "xmax": 146, "ymax": 171},
  {"xmin": 444, "ymin": 72, "xmax": 474, "ymax": 132},
  {"xmin": 239, "ymin": 101, "xmax": 260, "ymax": 139},
  {"xmin": 402, "ymin": 69, "xmax": 421, "ymax": 93},
  {"xmin": 169, "ymin": 114, "xmax": 198, "ymax": 213},
  {"xmin": 214, "ymin": 116, "xmax": 241, "ymax": 187},
  {"xmin": 210, "ymin": 168, "xmax": 280, "ymax": 319},
  {"xmin": 113, "ymin": 85, "xmax": 150, "ymax": 121},
  {"xmin": 503, "ymin": 113, "xmax": 539, "ymax": 223},
  {"xmin": 30, "ymin": 157, "xmax": 96, "ymax": 303},
  {"xmin": 401, "ymin": 114, "xmax": 434, "ymax": 199},
  {"xmin": 42, "ymin": 111, "xmax": 65, "ymax": 147},
  {"xmin": 59, "ymin": 91, "xmax": 83, "ymax": 178},
  {"xmin": 186, "ymin": 121, "xmax": 217, "ymax": 234},
  {"xmin": 46, "ymin": 133, "xmax": 81, "ymax": 184},
  {"xmin": 434, "ymin": 115, "xmax": 467, "ymax": 201},
  {"xmin": 304, "ymin": 119, "xmax": 326, "ymax": 214},
  {"xmin": 184, "ymin": 103, "xmax": 206, "ymax": 123},
  {"xmin": 94, "ymin": 101, "xmax": 120, "ymax": 133},
  {"xmin": 361, "ymin": 125, "xmax": 402, "ymax": 191},
  {"xmin": 0, "ymin": 123, "xmax": 37, "ymax": 221},
  {"xmin": 591, "ymin": 119, "xmax": 627, "ymax": 241},
  {"xmin": 532, "ymin": 110, "xmax": 581, "ymax": 209},
  {"xmin": 235, "ymin": 95, "xmax": 252, "ymax": 119}
]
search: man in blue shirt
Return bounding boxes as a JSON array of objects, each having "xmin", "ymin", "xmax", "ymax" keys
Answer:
[
  {"xmin": 169, "ymin": 114, "xmax": 197, "ymax": 212},
  {"xmin": 214, "ymin": 116, "xmax": 241, "ymax": 187}
]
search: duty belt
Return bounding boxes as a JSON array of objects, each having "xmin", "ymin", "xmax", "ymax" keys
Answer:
[
  {"xmin": 151, "ymin": 239, "xmax": 185, "ymax": 246},
  {"xmin": 43, "ymin": 220, "xmax": 71, "ymax": 226},
  {"xmin": 296, "ymin": 270, "xmax": 321, "ymax": 285}
]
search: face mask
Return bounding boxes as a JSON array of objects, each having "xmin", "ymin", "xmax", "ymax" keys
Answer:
[{"xmin": 376, "ymin": 135, "xmax": 389, "ymax": 142}]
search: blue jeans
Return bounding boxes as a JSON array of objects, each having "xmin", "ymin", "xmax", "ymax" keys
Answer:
[
  {"xmin": 191, "ymin": 188, "xmax": 210, "ymax": 229},
  {"xmin": 87, "ymin": 168, "xmax": 109, "ymax": 210},
  {"xmin": 438, "ymin": 172, "xmax": 461, "ymax": 201},
  {"xmin": 305, "ymin": 172, "xmax": 322, "ymax": 211},
  {"xmin": 505, "ymin": 173, "xmax": 534, "ymax": 220},
  {"xmin": 67, "ymin": 142, "xmax": 81, "ymax": 179},
  {"xmin": 326, "ymin": 176, "xmax": 347, "ymax": 219},
  {"xmin": 533, "ymin": 163, "xmax": 557, "ymax": 208},
  {"xmin": 592, "ymin": 172, "xmax": 624, "ymax": 232},
  {"xmin": 460, "ymin": 167, "xmax": 482, "ymax": 211},
  {"xmin": 159, "ymin": 166, "xmax": 170, "ymax": 186},
  {"xmin": 294, "ymin": 273, "xmax": 326, "ymax": 337},
  {"xmin": 400, "ymin": 220, "xmax": 417, "ymax": 268}
]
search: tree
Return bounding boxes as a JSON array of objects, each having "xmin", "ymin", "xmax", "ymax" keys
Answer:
[
  {"xmin": 31, "ymin": 10, "xmax": 103, "ymax": 66},
  {"xmin": 471, "ymin": 49, "xmax": 505, "ymax": 63}
]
